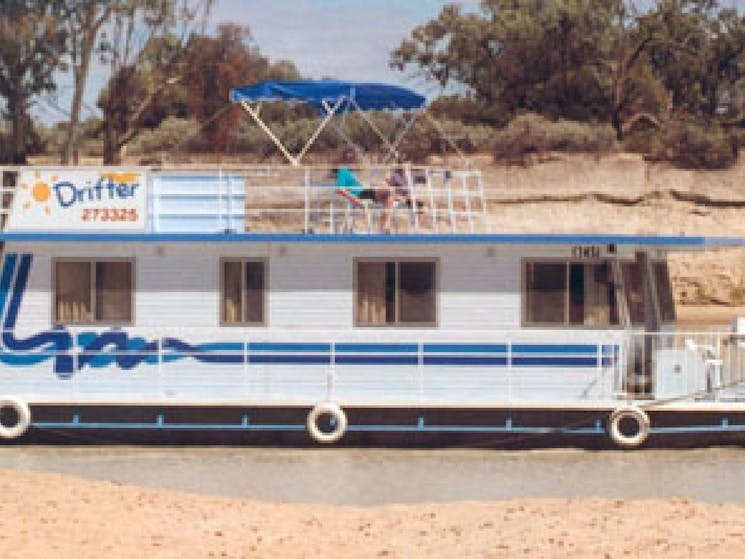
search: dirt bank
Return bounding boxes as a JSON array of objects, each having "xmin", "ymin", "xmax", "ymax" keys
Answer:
[
  {"xmin": 2, "ymin": 468, "xmax": 744, "ymax": 558},
  {"xmin": 472, "ymin": 153, "xmax": 745, "ymax": 319}
]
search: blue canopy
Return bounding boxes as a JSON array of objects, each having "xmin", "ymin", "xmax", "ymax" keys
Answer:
[{"xmin": 230, "ymin": 80, "xmax": 426, "ymax": 113}]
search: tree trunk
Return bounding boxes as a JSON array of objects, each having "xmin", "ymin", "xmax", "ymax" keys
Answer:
[
  {"xmin": 62, "ymin": 4, "xmax": 102, "ymax": 166},
  {"xmin": 611, "ymin": 111, "xmax": 623, "ymax": 141},
  {"xmin": 8, "ymin": 94, "xmax": 28, "ymax": 164},
  {"xmin": 102, "ymin": 112, "xmax": 122, "ymax": 165},
  {"xmin": 62, "ymin": 64, "xmax": 87, "ymax": 165}
]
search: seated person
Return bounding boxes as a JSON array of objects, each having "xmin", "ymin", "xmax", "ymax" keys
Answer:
[
  {"xmin": 386, "ymin": 167, "xmax": 423, "ymax": 212},
  {"xmin": 334, "ymin": 149, "xmax": 394, "ymax": 233}
]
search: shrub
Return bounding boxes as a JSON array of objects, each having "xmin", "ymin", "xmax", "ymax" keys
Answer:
[
  {"xmin": 627, "ymin": 120, "xmax": 739, "ymax": 169},
  {"xmin": 492, "ymin": 113, "xmax": 617, "ymax": 163},
  {"xmin": 130, "ymin": 118, "xmax": 201, "ymax": 156}
]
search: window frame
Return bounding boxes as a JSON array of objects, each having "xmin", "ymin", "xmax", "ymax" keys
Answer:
[
  {"xmin": 52, "ymin": 257, "xmax": 136, "ymax": 326},
  {"xmin": 219, "ymin": 257, "xmax": 268, "ymax": 327},
  {"xmin": 354, "ymin": 257, "xmax": 439, "ymax": 328},
  {"xmin": 521, "ymin": 257, "xmax": 622, "ymax": 329}
]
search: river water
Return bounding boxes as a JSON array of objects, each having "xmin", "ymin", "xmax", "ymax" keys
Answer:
[{"xmin": 0, "ymin": 446, "xmax": 743, "ymax": 506}]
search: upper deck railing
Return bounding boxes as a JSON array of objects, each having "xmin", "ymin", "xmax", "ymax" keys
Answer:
[{"xmin": 0, "ymin": 164, "xmax": 488, "ymax": 236}]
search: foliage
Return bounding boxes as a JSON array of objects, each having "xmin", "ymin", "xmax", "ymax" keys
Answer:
[
  {"xmin": 97, "ymin": 0, "xmax": 214, "ymax": 164},
  {"xmin": 428, "ymin": 95, "xmax": 507, "ymax": 127},
  {"xmin": 180, "ymin": 24, "xmax": 300, "ymax": 153},
  {"xmin": 392, "ymin": 0, "xmax": 745, "ymax": 140},
  {"xmin": 128, "ymin": 116, "xmax": 199, "ymax": 154},
  {"xmin": 0, "ymin": 1, "xmax": 67, "ymax": 163},
  {"xmin": 492, "ymin": 113, "xmax": 617, "ymax": 162},
  {"xmin": 643, "ymin": 120, "xmax": 739, "ymax": 169}
]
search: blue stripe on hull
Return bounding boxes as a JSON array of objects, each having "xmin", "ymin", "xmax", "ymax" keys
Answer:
[
  {"xmin": 336, "ymin": 355, "xmax": 419, "ymax": 365},
  {"xmin": 423, "ymin": 356, "xmax": 508, "ymax": 366},
  {"xmin": 248, "ymin": 354, "xmax": 330, "ymax": 364}
]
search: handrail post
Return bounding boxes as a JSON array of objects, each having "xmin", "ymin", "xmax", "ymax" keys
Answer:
[
  {"xmin": 304, "ymin": 167, "xmax": 310, "ymax": 234},
  {"xmin": 507, "ymin": 338, "xmax": 513, "ymax": 402},
  {"xmin": 418, "ymin": 340, "xmax": 424, "ymax": 403},
  {"xmin": 243, "ymin": 339, "xmax": 249, "ymax": 399},
  {"xmin": 157, "ymin": 337, "xmax": 163, "ymax": 398},
  {"xmin": 328, "ymin": 341, "xmax": 336, "ymax": 401}
]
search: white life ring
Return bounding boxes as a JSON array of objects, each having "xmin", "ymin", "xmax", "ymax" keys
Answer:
[
  {"xmin": 307, "ymin": 402, "xmax": 347, "ymax": 444},
  {"xmin": 0, "ymin": 398, "xmax": 31, "ymax": 440},
  {"xmin": 608, "ymin": 406, "xmax": 650, "ymax": 448}
]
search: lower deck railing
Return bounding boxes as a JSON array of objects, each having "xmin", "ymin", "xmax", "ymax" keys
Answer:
[{"xmin": 1, "ymin": 328, "xmax": 743, "ymax": 407}]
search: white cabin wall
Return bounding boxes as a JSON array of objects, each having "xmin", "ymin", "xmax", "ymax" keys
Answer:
[
  {"xmin": 5, "ymin": 241, "xmax": 637, "ymax": 334},
  {"xmin": 7, "ymin": 242, "xmax": 522, "ymax": 333}
]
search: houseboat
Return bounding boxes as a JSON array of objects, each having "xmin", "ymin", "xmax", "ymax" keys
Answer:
[{"xmin": 0, "ymin": 82, "xmax": 743, "ymax": 448}]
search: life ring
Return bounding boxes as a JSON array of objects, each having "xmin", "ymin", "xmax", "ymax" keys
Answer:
[
  {"xmin": 0, "ymin": 398, "xmax": 31, "ymax": 440},
  {"xmin": 307, "ymin": 402, "xmax": 347, "ymax": 444},
  {"xmin": 608, "ymin": 406, "xmax": 650, "ymax": 448}
]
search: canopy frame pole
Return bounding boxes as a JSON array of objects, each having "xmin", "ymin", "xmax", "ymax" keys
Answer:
[
  {"xmin": 295, "ymin": 97, "xmax": 345, "ymax": 165},
  {"xmin": 325, "ymin": 101, "xmax": 368, "ymax": 163},
  {"xmin": 351, "ymin": 98, "xmax": 397, "ymax": 154},
  {"xmin": 381, "ymin": 110, "xmax": 422, "ymax": 164},
  {"xmin": 240, "ymin": 100, "xmax": 298, "ymax": 166},
  {"xmin": 422, "ymin": 110, "xmax": 470, "ymax": 168}
]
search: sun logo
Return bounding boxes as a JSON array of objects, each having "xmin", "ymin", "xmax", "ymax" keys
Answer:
[{"xmin": 20, "ymin": 171, "xmax": 57, "ymax": 215}]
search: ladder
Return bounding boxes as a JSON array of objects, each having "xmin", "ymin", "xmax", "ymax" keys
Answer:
[{"xmin": 0, "ymin": 169, "xmax": 18, "ymax": 231}]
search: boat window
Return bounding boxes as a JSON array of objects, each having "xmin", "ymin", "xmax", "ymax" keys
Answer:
[
  {"xmin": 525, "ymin": 262, "xmax": 565, "ymax": 324},
  {"xmin": 524, "ymin": 260, "xmax": 618, "ymax": 327},
  {"xmin": 221, "ymin": 259, "xmax": 266, "ymax": 325},
  {"xmin": 54, "ymin": 260, "xmax": 133, "ymax": 324},
  {"xmin": 356, "ymin": 260, "xmax": 436, "ymax": 326}
]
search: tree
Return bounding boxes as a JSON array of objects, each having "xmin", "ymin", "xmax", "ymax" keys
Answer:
[
  {"xmin": 391, "ymin": 0, "xmax": 745, "ymax": 139},
  {"xmin": 0, "ymin": 1, "xmax": 67, "ymax": 163},
  {"xmin": 179, "ymin": 25, "xmax": 301, "ymax": 153},
  {"xmin": 61, "ymin": 0, "xmax": 118, "ymax": 165},
  {"xmin": 97, "ymin": 0, "xmax": 213, "ymax": 164},
  {"xmin": 391, "ymin": 1, "xmax": 616, "ymax": 122},
  {"xmin": 649, "ymin": 1, "xmax": 745, "ymax": 124}
]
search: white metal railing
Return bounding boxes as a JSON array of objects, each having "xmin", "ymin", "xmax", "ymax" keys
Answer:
[
  {"xmin": 621, "ymin": 331, "xmax": 745, "ymax": 402},
  {"xmin": 0, "ymin": 327, "xmax": 625, "ymax": 405},
  {"xmin": 233, "ymin": 164, "xmax": 486, "ymax": 234},
  {"xmin": 0, "ymin": 164, "xmax": 488, "ymax": 235},
  {"xmin": 3, "ymin": 327, "xmax": 745, "ymax": 405}
]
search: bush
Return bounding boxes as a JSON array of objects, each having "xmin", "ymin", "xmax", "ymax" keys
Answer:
[
  {"xmin": 627, "ymin": 120, "xmax": 739, "ymax": 169},
  {"xmin": 492, "ymin": 113, "xmax": 617, "ymax": 163},
  {"xmin": 129, "ymin": 117, "xmax": 201, "ymax": 156}
]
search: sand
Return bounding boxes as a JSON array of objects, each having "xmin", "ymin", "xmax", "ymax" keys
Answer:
[{"xmin": 0, "ymin": 468, "xmax": 743, "ymax": 559}]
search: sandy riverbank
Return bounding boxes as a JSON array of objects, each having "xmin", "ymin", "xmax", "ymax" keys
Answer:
[{"xmin": 0, "ymin": 468, "xmax": 742, "ymax": 558}]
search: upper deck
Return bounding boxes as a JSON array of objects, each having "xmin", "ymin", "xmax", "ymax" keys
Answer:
[
  {"xmin": 0, "ymin": 164, "xmax": 484, "ymax": 236},
  {"xmin": 0, "ymin": 165, "xmax": 742, "ymax": 250}
]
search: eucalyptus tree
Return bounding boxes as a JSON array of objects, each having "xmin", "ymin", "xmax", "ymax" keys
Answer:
[
  {"xmin": 649, "ymin": 1, "xmax": 745, "ymax": 124},
  {"xmin": 61, "ymin": 0, "xmax": 119, "ymax": 164},
  {"xmin": 0, "ymin": 1, "xmax": 67, "ymax": 163},
  {"xmin": 389, "ymin": 1, "xmax": 691, "ymax": 139},
  {"xmin": 180, "ymin": 24, "xmax": 302, "ymax": 153},
  {"xmin": 97, "ymin": 0, "xmax": 213, "ymax": 164}
]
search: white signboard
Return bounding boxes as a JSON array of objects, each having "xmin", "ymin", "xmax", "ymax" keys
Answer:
[{"xmin": 7, "ymin": 168, "xmax": 148, "ymax": 232}]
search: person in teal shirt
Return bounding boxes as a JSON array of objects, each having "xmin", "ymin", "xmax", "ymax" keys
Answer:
[
  {"xmin": 334, "ymin": 148, "xmax": 394, "ymax": 233},
  {"xmin": 335, "ymin": 166, "xmax": 365, "ymax": 198}
]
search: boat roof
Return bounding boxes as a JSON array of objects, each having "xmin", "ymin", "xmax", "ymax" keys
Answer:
[
  {"xmin": 0, "ymin": 232, "xmax": 742, "ymax": 248},
  {"xmin": 229, "ymin": 80, "xmax": 426, "ymax": 114}
]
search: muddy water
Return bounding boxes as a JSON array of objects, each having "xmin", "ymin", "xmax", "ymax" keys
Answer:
[{"xmin": 0, "ymin": 447, "xmax": 744, "ymax": 506}]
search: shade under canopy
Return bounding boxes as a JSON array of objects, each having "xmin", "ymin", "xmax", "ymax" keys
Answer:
[{"xmin": 229, "ymin": 80, "xmax": 426, "ymax": 113}]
